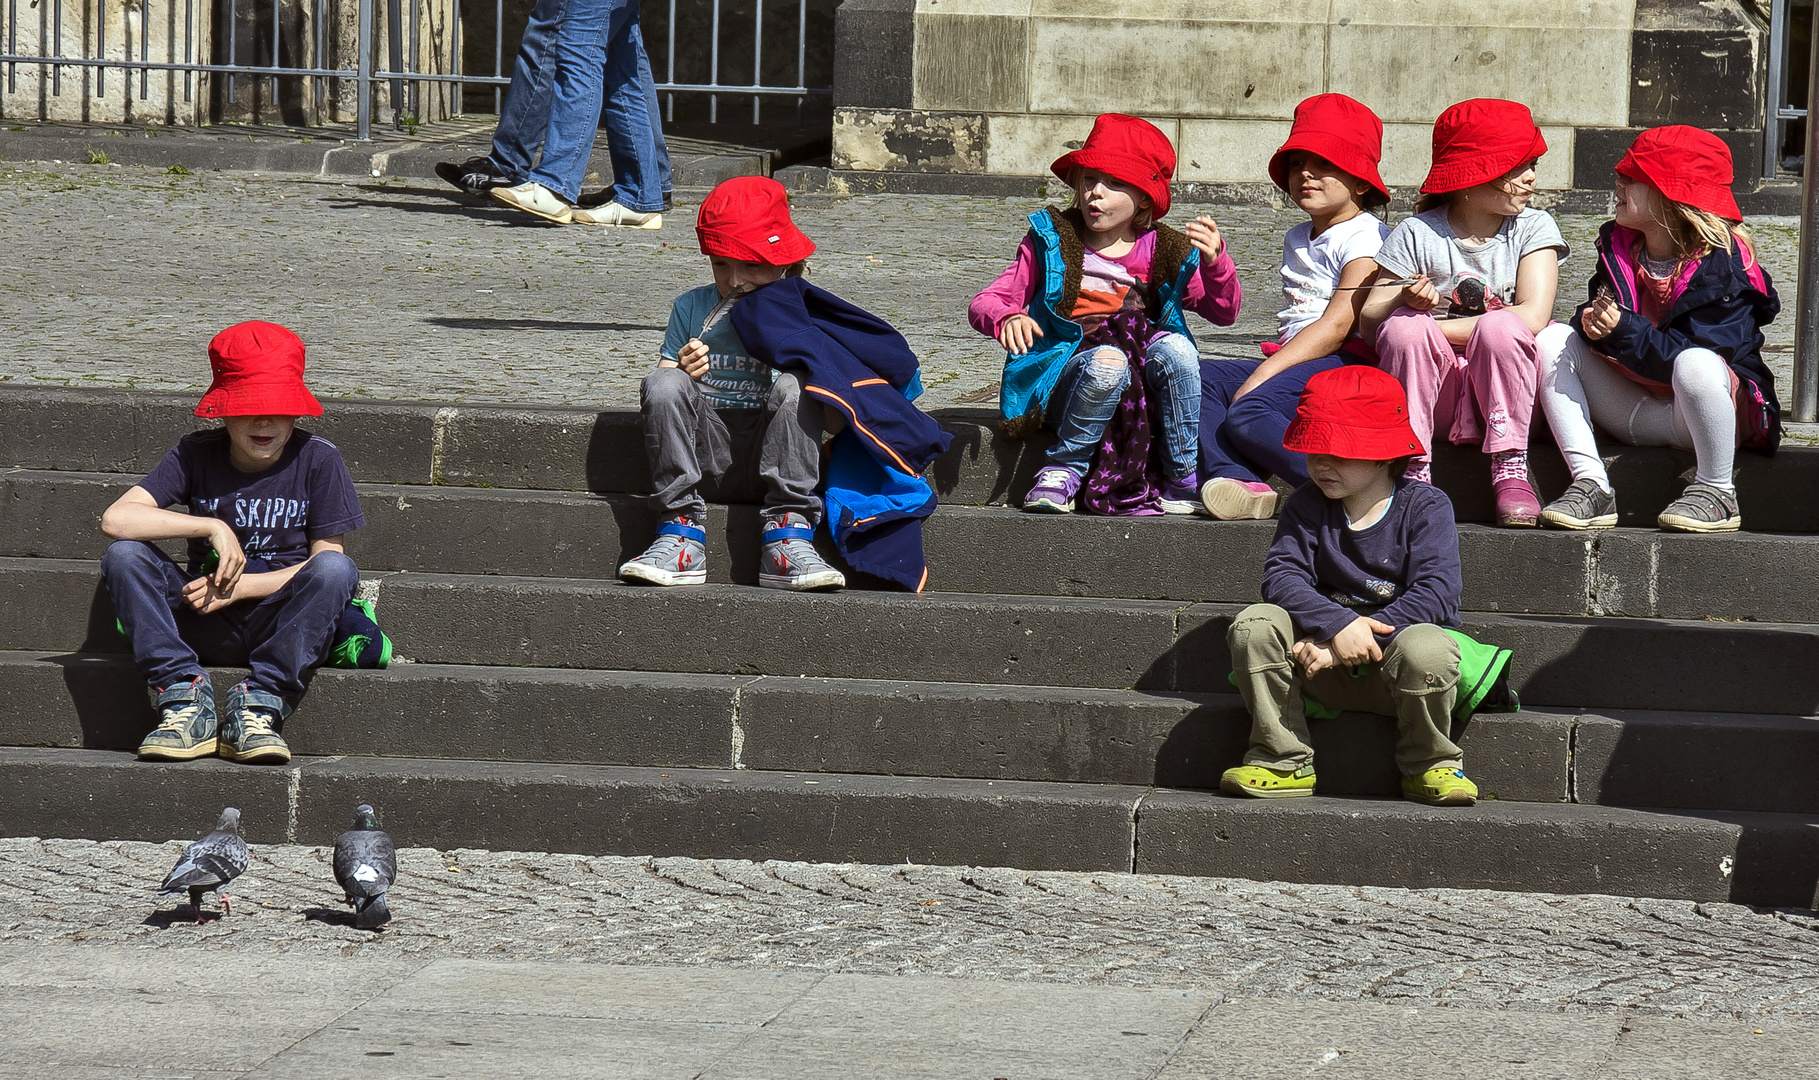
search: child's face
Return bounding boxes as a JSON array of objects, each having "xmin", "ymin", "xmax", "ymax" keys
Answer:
[
  {"xmin": 223, "ymin": 415, "xmax": 296, "ymax": 472},
  {"xmin": 1282, "ymin": 151, "xmax": 1368, "ymax": 218},
  {"xmin": 710, "ymin": 256, "xmax": 787, "ymax": 298},
  {"xmin": 1613, "ymin": 174, "xmax": 1661, "ymax": 232},
  {"xmin": 1463, "ymin": 160, "xmax": 1539, "ymax": 218},
  {"xmin": 1074, "ymin": 169, "xmax": 1148, "ymax": 236},
  {"xmin": 1306, "ymin": 454, "xmax": 1393, "ymax": 500}
]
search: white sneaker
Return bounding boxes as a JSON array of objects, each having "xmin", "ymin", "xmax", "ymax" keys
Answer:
[
  {"xmin": 572, "ymin": 200, "xmax": 663, "ymax": 229},
  {"xmin": 491, "ymin": 181, "xmax": 573, "ymax": 224}
]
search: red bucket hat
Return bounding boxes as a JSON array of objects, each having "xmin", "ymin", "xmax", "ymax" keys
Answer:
[
  {"xmin": 1268, "ymin": 94, "xmax": 1389, "ymax": 204},
  {"xmin": 1282, "ymin": 366, "xmax": 1425, "ymax": 460},
  {"xmin": 1616, "ymin": 125, "xmax": 1742, "ymax": 221},
  {"xmin": 1421, "ymin": 98, "xmax": 1548, "ymax": 195},
  {"xmin": 695, "ymin": 176, "xmax": 816, "ymax": 266},
  {"xmin": 194, "ymin": 321, "xmax": 323, "ymax": 419},
  {"xmin": 1050, "ymin": 114, "xmax": 1176, "ymax": 218}
]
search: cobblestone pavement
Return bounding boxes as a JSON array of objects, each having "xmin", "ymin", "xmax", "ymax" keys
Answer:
[
  {"xmin": 4, "ymin": 838, "xmax": 1818, "ymax": 1025},
  {"xmin": 0, "ymin": 162, "xmax": 1800, "ymax": 410}
]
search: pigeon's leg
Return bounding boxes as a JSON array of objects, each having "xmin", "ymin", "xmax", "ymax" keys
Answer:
[
  {"xmin": 220, "ymin": 892, "xmax": 232, "ymax": 917},
  {"xmin": 189, "ymin": 886, "xmax": 205, "ymax": 925}
]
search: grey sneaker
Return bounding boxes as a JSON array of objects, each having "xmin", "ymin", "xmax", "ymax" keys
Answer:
[
  {"xmin": 491, "ymin": 180, "xmax": 573, "ymax": 224},
  {"xmin": 759, "ymin": 512, "xmax": 845, "ymax": 591},
  {"xmin": 1658, "ymin": 482, "xmax": 1741, "ymax": 533},
  {"xmin": 1540, "ymin": 477, "xmax": 1618, "ymax": 530},
  {"xmin": 571, "ymin": 200, "xmax": 663, "ymax": 229},
  {"xmin": 137, "ymin": 675, "xmax": 218, "ymax": 761},
  {"xmin": 219, "ymin": 682, "xmax": 291, "ymax": 765},
  {"xmin": 620, "ymin": 516, "xmax": 708, "ymax": 586}
]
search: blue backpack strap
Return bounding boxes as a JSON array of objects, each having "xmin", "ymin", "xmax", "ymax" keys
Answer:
[
  {"xmin": 764, "ymin": 526, "xmax": 816, "ymax": 543},
  {"xmin": 656, "ymin": 520, "xmax": 707, "ymax": 542}
]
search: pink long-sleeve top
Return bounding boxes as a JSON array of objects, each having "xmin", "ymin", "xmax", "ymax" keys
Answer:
[{"xmin": 967, "ymin": 230, "xmax": 1243, "ymax": 338}]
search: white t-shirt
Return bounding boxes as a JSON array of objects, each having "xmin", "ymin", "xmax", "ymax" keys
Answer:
[
  {"xmin": 1277, "ymin": 212, "xmax": 1392, "ymax": 343},
  {"xmin": 1374, "ymin": 206, "xmax": 1569, "ymax": 318}
]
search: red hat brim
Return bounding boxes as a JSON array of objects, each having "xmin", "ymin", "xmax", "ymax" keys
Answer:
[
  {"xmin": 1268, "ymin": 132, "xmax": 1390, "ymax": 204},
  {"xmin": 1615, "ymin": 135, "xmax": 1743, "ymax": 221},
  {"xmin": 1282, "ymin": 417, "xmax": 1425, "ymax": 460},
  {"xmin": 1050, "ymin": 147, "xmax": 1174, "ymax": 219},
  {"xmin": 697, "ymin": 223, "xmax": 817, "ymax": 266},
  {"xmin": 194, "ymin": 378, "xmax": 324, "ymax": 419},
  {"xmin": 1422, "ymin": 121, "xmax": 1548, "ymax": 195}
]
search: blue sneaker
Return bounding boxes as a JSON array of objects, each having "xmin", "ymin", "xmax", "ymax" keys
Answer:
[
  {"xmin": 1023, "ymin": 466, "xmax": 1082, "ymax": 513},
  {"xmin": 1159, "ymin": 471, "xmax": 1201, "ymax": 515},
  {"xmin": 219, "ymin": 682, "xmax": 292, "ymax": 765},
  {"xmin": 137, "ymin": 675, "xmax": 218, "ymax": 761}
]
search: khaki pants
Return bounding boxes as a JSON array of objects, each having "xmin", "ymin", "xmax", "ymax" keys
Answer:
[{"xmin": 1226, "ymin": 603, "xmax": 1464, "ymax": 776}]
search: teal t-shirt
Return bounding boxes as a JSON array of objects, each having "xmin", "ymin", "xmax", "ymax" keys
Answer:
[{"xmin": 660, "ymin": 283, "xmax": 775, "ymax": 409}]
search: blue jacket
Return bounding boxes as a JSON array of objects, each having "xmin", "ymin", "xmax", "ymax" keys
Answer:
[
  {"xmin": 730, "ymin": 278, "xmax": 953, "ymax": 590},
  {"xmin": 999, "ymin": 207, "xmax": 1200, "ymax": 431},
  {"xmin": 1570, "ymin": 221, "xmax": 1782, "ymax": 450}
]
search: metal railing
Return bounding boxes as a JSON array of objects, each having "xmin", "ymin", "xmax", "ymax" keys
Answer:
[{"xmin": 2, "ymin": 0, "xmax": 830, "ymax": 140}]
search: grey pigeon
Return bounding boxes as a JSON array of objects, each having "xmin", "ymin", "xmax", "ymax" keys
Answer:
[
  {"xmin": 332, "ymin": 804, "xmax": 396, "ymax": 929},
  {"xmin": 156, "ymin": 807, "xmax": 250, "ymax": 924}
]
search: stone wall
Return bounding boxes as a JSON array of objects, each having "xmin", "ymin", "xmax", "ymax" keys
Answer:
[
  {"xmin": 2, "ymin": 0, "xmax": 214, "ymax": 124},
  {"xmin": 832, "ymin": 0, "xmax": 1768, "ymax": 193}
]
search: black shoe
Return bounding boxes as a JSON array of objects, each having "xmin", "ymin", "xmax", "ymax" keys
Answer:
[
  {"xmin": 434, "ymin": 155, "xmax": 513, "ymax": 196},
  {"xmin": 577, "ymin": 185, "xmax": 673, "ymax": 212}
]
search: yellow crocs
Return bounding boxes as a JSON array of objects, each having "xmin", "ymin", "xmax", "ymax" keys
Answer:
[
  {"xmin": 1220, "ymin": 763, "xmax": 1317, "ymax": 798},
  {"xmin": 1401, "ymin": 767, "xmax": 1479, "ymax": 806}
]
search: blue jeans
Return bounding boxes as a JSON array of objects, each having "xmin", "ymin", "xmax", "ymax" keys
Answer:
[
  {"xmin": 490, "ymin": 0, "xmax": 670, "ymax": 209},
  {"xmin": 1198, "ymin": 355, "xmax": 1346, "ymax": 486},
  {"xmin": 1047, "ymin": 333, "xmax": 1201, "ymax": 479},
  {"xmin": 100, "ymin": 541, "xmax": 360, "ymax": 705}
]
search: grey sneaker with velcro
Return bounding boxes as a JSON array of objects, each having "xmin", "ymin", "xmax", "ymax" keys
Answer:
[
  {"xmin": 137, "ymin": 675, "xmax": 219, "ymax": 761},
  {"xmin": 1657, "ymin": 481, "xmax": 1741, "ymax": 533},
  {"xmin": 1539, "ymin": 477, "xmax": 1618, "ymax": 530}
]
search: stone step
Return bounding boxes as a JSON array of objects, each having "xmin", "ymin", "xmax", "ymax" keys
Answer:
[
  {"xmin": 2, "ymin": 745, "xmax": 1812, "ymax": 905},
  {"xmin": 9, "ymin": 558, "xmax": 1819, "ymax": 714},
  {"xmin": 11, "ymin": 468, "xmax": 1819, "ymax": 620},
  {"xmin": 6, "ymin": 386, "xmax": 1819, "ymax": 530}
]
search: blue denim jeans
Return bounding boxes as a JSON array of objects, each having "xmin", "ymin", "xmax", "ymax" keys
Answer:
[
  {"xmin": 1046, "ymin": 332, "xmax": 1202, "ymax": 479},
  {"xmin": 1197, "ymin": 355, "xmax": 1346, "ymax": 486},
  {"xmin": 100, "ymin": 541, "xmax": 360, "ymax": 705},
  {"xmin": 490, "ymin": 0, "xmax": 670, "ymax": 209}
]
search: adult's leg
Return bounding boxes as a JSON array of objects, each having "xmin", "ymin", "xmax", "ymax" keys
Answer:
[
  {"xmin": 524, "ymin": 0, "xmax": 618, "ymax": 203},
  {"xmin": 1196, "ymin": 358, "xmax": 1263, "ymax": 482},
  {"xmin": 1372, "ymin": 308, "xmax": 1461, "ymax": 479},
  {"xmin": 642, "ymin": 366, "xmax": 728, "ymax": 520},
  {"xmin": 596, "ymin": 0, "xmax": 666, "ymax": 214},
  {"xmin": 1138, "ymin": 332, "xmax": 1201, "ymax": 481},
  {"xmin": 237, "ymin": 552, "xmax": 362, "ymax": 706},
  {"xmin": 757, "ymin": 372, "xmax": 826, "ymax": 524},
  {"xmin": 1222, "ymin": 355, "xmax": 1346, "ymax": 486},
  {"xmin": 488, "ymin": 0, "xmax": 571, "ymax": 180},
  {"xmin": 100, "ymin": 541, "xmax": 212, "ymax": 691},
  {"xmin": 1046, "ymin": 346, "xmax": 1130, "ymax": 473}
]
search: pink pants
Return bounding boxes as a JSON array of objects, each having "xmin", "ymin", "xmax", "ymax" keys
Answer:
[{"xmin": 1375, "ymin": 307, "xmax": 1539, "ymax": 459}]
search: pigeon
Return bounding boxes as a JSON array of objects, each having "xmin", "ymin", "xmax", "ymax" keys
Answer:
[
  {"xmin": 333, "ymin": 804, "xmax": 397, "ymax": 929},
  {"xmin": 156, "ymin": 807, "xmax": 250, "ymax": 924}
]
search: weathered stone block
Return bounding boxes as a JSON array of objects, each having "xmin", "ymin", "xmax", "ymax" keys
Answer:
[
  {"xmin": 912, "ymin": 9, "xmax": 1029, "ymax": 114},
  {"xmin": 1176, "ymin": 120, "xmax": 1293, "ymax": 183},
  {"xmin": 832, "ymin": 108, "xmax": 985, "ymax": 172}
]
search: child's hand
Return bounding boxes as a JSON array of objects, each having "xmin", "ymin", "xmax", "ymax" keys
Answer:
[
  {"xmin": 1403, "ymin": 275, "xmax": 1440, "ymax": 312},
  {"xmin": 206, "ymin": 520, "xmax": 245, "ymax": 591},
  {"xmin": 997, "ymin": 314, "xmax": 1044, "ymax": 355},
  {"xmin": 1293, "ymin": 638, "xmax": 1339, "ymax": 677},
  {"xmin": 181, "ymin": 574, "xmax": 238, "ymax": 615},
  {"xmin": 1581, "ymin": 294, "xmax": 1620, "ymax": 341},
  {"xmin": 677, "ymin": 338, "xmax": 711, "ymax": 379},
  {"xmin": 1331, "ymin": 615, "xmax": 1394, "ymax": 668},
  {"xmin": 1186, "ymin": 216, "xmax": 1225, "ymax": 260}
]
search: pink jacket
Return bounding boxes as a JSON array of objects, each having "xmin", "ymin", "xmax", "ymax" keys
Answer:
[{"xmin": 967, "ymin": 231, "xmax": 1242, "ymax": 337}]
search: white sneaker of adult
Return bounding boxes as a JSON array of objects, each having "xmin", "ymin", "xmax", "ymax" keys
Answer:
[
  {"xmin": 572, "ymin": 200, "xmax": 663, "ymax": 229},
  {"xmin": 491, "ymin": 181, "xmax": 574, "ymax": 224}
]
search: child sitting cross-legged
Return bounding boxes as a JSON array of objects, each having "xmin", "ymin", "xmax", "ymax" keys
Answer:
[
  {"xmin": 1221, "ymin": 366, "xmax": 1484, "ymax": 807},
  {"xmin": 970, "ymin": 114, "xmax": 1241, "ymax": 514},
  {"xmin": 100, "ymin": 322, "xmax": 365, "ymax": 765}
]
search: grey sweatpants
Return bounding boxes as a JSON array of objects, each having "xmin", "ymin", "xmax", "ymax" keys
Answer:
[{"xmin": 641, "ymin": 366, "xmax": 823, "ymax": 523}]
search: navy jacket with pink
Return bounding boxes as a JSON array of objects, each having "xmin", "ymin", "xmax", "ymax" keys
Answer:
[{"xmin": 1568, "ymin": 221, "xmax": 1782, "ymax": 450}]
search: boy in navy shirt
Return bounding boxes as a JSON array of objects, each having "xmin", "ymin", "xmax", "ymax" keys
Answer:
[
  {"xmin": 1222, "ymin": 365, "xmax": 1478, "ymax": 806},
  {"xmin": 99, "ymin": 322, "xmax": 364, "ymax": 764}
]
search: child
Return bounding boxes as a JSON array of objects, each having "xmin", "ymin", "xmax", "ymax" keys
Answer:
[
  {"xmin": 969, "ymin": 114, "xmax": 1240, "ymax": 515},
  {"xmin": 1198, "ymin": 93, "xmax": 1391, "ymax": 519},
  {"xmin": 1535, "ymin": 126, "xmax": 1780, "ymax": 532},
  {"xmin": 99, "ymin": 322, "xmax": 365, "ymax": 765},
  {"xmin": 1222, "ymin": 365, "xmax": 1478, "ymax": 807},
  {"xmin": 1362, "ymin": 98, "xmax": 1568, "ymax": 527}
]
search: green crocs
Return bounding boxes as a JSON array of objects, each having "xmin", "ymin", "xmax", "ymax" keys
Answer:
[
  {"xmin": 1220, "ymin": 763, "xmax": 1317, "ymax": 799},
  {"xmin": 1401, "ymin": 767, "xmax": 1479, "ymax": 806}
]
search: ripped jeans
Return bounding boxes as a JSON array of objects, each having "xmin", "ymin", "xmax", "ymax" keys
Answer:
[{"xmin": 1046, "ymin": 332, "xmax": 1201, "ymax": 479}]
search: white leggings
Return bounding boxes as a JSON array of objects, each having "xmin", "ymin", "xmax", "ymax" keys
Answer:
[{"xmin": 1534, "ymin": 323, "xmax": 1736, "ymax": 491}]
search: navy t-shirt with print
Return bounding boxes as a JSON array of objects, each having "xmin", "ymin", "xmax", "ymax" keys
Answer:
[{"xmin": 138, "ymin": 429, "xmax": 365, "ymax": 573}]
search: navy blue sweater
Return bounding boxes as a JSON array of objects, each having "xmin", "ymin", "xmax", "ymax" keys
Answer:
[{"xmin": 1261, "ymin": 480, "xmax": 1462, "ymax": 644}]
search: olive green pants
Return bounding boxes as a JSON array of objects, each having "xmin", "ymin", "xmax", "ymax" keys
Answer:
[{"xmin": 1226, "ymin": 603, "xmax": 1464, "ymax": 776}]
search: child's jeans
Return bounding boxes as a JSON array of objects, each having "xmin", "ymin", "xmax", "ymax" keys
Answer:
[
  {"xmin": 100, "ymin": 540, "xmax": 359, "ymax": 708},
  {"xmin": 1198, "ymin": 355, "xmax": 1346, "ymax": 487},
  {"xmin": 1374, "ymin": 308, "xmax": 1538, "ymax": 469},
  {"xmin": 1046, "ymin": 332, "xmax": 1200, "ymax": 479},
  {"xmin": 1226, "ymin": 603, "xmax": 1464, "ymax": 777},
  {"xmin": 641, "ymin": 366, "xmax": 823, "ymax": 523}
]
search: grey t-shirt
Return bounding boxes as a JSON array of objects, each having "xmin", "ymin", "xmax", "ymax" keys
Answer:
[{"xmin": 1374, "ymin": 206, "xmax": 1568, "ymax": 318}]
